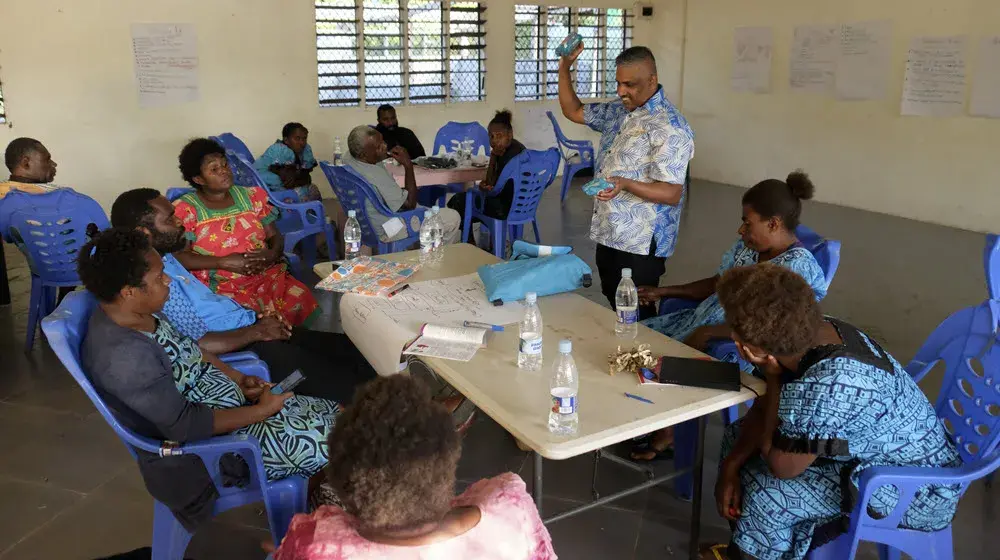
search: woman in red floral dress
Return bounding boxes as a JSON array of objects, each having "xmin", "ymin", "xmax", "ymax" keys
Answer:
[{"xmin": 172, "ymin": 138, "xmax": 319, "ymax": 327}]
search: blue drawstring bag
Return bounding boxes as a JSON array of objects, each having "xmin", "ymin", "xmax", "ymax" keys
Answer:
[
  {"xmin": 478, "ymin": 241, "xmax": 592, "ymax": 304},
  {"xmin": 582, "ymin": 177, "xmax": 612, "ymax": 196}
]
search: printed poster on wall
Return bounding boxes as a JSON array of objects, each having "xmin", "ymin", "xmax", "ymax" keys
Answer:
[
  {"xmin": 130, "ymin": 23, "xmax": 200, "ymax": 108},
  {"xmin": 789, "ymin": 24, "xmax": 838, "ymax": 94},
  {"xmin": 731, "ymin": 27, "xmax": 773, "ymax": 93},
  {"xmin": 835, "ymin": 20, "xmax": 892, "ymax": 101},
  {"xmin": 970, "ymin": 36, "xmax": 1000, "ymax": 118},
  {"xmin": 901, "ymin": 36, "xmax": 967, "ymax": 117}
]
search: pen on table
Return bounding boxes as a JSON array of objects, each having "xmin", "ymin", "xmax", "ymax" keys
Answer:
[
  {"xmin": 463, "ymin": 320, "xmax": 505, "ymax": 332},
  {"xmin": 387, "ymin": 284, "xmax": 410, "ymax": 298},
  {"xmin": 624, "ymin": 392, "xmax": 654, "ymax": 404}
]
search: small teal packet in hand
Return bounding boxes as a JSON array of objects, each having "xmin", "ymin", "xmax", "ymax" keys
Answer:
[
  {"xmin": 555, "ymin": 33, "xmax": 583, "ymax": 57},
  {"xmin": 582, "ymin": 177, "xmax": 612, "ymax": 196}
]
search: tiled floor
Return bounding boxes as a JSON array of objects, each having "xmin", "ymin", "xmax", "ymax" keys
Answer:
[{"xmin": 0, "ymin": 179, "xmax": 997, "ymax": 559}]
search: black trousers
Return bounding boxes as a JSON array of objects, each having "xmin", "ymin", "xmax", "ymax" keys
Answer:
[
  {"xmin": 247, "ymin": 328, "xmax": 376, "ymax": 405},
  {"xmin": 595, "ymin": 243, "xmax": 666, "ymax": 321}
]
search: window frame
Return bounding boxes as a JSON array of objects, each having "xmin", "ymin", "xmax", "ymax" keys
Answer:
[
  {"xmin": 512, "ymin": 4, "xmax": 634, "ymax": 103},
  {"xmin": 315, "ymin": 0, "xmax": 487, "ymax": 108}
]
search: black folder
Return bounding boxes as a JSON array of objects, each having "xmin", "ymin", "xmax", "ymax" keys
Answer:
[{"xmin": 652, "ymin": 356, "xmax": 742, "ymax": 392}]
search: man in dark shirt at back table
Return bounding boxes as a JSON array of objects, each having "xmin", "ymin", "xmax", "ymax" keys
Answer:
[{"xmin": 374, "ymin": 104, "xmax": 427, "ymax": 159}]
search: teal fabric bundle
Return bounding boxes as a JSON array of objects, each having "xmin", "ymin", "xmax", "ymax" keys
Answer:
[{"xmin": 477, "ymin": 241, "xmax": 592, "ymax": 304}]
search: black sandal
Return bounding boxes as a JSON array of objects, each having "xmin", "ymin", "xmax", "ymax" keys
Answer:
[{"xmin": 629, "ymin": 440, "xmax": 675, "ymax": 461}]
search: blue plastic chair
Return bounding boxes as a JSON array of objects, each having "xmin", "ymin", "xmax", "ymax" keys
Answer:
[
  {"xmin": 545, "ymin": 111, "xmax": 594, "ymax": 202},
  {"xmin": 320, "ymin": 161, "xmax": 425, "ymax": 255},
  {"xmin": 432, "ymin": 121, "xmax": 491, "ymax": 158},
  {"xmin": 807, "ymin": 298, "xmax": 1000, "ymax": 559},
  {"xmin": 41, "ymin": 291, "xmax": 307, "ymax": 560},
  {"xmin": 225, "ymin": 153, "xmax": 337, "ymax": 273},
  {"xmin": 466, "ymin": 148, "xmax": 560, "ymax": 259},
  {"xmin": 984, "ymin": 234, "xmax": 1000, "ymax": 300},
  {"xmin": 0, "ymin": 189, "xmax": 109, "ymax": 352},
  {"xmin": 210, "ymin": 133, "xmax": 255, "ymax": 164}
]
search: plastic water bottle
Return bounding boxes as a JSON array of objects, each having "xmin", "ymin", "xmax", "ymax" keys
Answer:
[
  {"xmin": 548, "ymin": 339, "xmax": 579, "ymax": 435},
  {"xmin": 429, "ymin": 206, "xmax": 445, "ymax": 261},
  {"xmin": 518, "ymin": 292, "xmax": 544, "ymax": 371},
  {"xmin": 333, "ymin": 136, "xmax": 344, "ymax": 166},
  {"xmin": 419, "ymin": 209, "xmax": 436, "ymax": 265},
  {"xmin": 343, "ymin": 210, "xmax": 361, "ymax": 261},
  {"xmin": 615, "ymin": 268, "xmax": 639, "ymax": 339}
]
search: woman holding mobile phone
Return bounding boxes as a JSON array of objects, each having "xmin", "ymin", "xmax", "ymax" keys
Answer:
[{"xmin": 79, "ymin": 228, "xmax": 338, "ymax": 483}]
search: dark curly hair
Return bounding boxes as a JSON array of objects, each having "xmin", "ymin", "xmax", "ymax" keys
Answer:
[
  {"xmin": 717, "ymin": 263, "xmax": 822, "ymax": 356},
  {"xmin": 742, "ymin": 170, "xmax": 815, "ymax": 230},
  {"xmin": 77, "ymin": 228, "xmax": 153, "ymax": 303},
  {"xmin": 281, "ymin": 122, "xmax": 308, "ymax": 139},
  {"xmin": 4, "ymin": 137, "xmax": 43, "ymax": 172},
  {"xmin": 110, "ymin": 188, "xmax": 160, "ymax": 230},
  {"xmin": 178, "ymin": 138, "xmax": 226, "ymax": 189},
  {"xmin": 326, "ymin": 375, "xmax": 460, "ymax": 533},
  {"xmin": 489, "ymin": 109, "xmax": 513, "ymax": 131}
]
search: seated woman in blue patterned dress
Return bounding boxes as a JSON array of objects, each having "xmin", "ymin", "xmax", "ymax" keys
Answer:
[
  {"xmin": 639, "ymin": 170, "xmax": 827, "ymax": 355},
  {"xmin": 254, "ymin": 122, "xmax": 322, "ymax": 202},
  {"xmin": 698, "ymin": 264, "xmax": 960, "ymax": 560},
  {"xmin": 79, "ymin": 228, "xmax": 337, "ymax": 484}
]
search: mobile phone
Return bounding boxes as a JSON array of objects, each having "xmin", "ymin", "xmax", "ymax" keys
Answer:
[{"xmin": 270, "ymin": 369, "xmax": 306, "ymax": 395}]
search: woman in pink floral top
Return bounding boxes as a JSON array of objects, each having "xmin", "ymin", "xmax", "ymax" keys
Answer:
[{"xmin": 275, "ymin": 376, "xmax": 556, "ymax": 560}]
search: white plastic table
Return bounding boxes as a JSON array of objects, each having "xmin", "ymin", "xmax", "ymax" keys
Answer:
[{"xmin": 315, "ymin": 244, "xmax": 764, "ymax": 559}]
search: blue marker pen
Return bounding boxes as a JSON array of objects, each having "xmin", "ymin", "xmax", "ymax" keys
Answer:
[{"xmin": 464, "ymin": 320, "xmax": 505, "ymax": 332}]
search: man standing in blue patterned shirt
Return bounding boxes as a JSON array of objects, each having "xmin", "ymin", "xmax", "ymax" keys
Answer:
[{"xmin": 558, "ymin": 44, "xmax": 694, "ymax": 319}]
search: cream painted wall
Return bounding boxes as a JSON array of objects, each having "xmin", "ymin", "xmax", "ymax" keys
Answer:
[
  {"xmin": 681, "ymin": 0, "xmax": 1000, "ymax": 232},
  {"xmin": 0, "ymin": 0, "xmax": 673, "ymax": 210}
]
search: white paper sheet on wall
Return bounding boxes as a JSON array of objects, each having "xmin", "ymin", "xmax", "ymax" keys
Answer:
[
  {"xmin": 130, "ymin": 23, "xmax": 200, "ymax": 108},
  {"xmin": 731, "ymin": 27, "xmax": 774, "ymax": 93},
  {"xmin": 970, "ymin": 36, "xmax": 1000, "ymax": 118},
  {"xmin": 901, "ymin": 36, "xmax": 968, "ymax": 117},
  {"xmin": 835, "ymin": 21, "xmax": 892, "ymax": 101},
  {"xmin": 789, "ymin": 25, "xmax": 838, "ymax": 94}
]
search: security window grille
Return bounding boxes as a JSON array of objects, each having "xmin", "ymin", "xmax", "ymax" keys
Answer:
[
  {"xmin": 513, "ymin": 5, "xmax": 633, "ymax": 101},
  {"xmin": 0, "ymin": 82, "xmax": 6, "ymax": 124},
  {"xmin": 316, "ymin": 0, "xmax": 486, "ymax": 107}
]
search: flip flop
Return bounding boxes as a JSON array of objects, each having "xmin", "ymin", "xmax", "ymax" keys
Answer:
[
  {"xmin": 699, "ymin": 544, "xmax": 730, "ymax": 560},
  {"xmin": 630, "ymin": 440, "xmax": 675, "ymax": 461}
]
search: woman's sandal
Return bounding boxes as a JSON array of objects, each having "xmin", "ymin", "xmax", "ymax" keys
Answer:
[
  {"xmin": 629, "ymin": 440, "xmax": 675, "ymax": 462},
  {"xmin": 699, "ymin": 544, "xmax": 730, "ymax": 560}
]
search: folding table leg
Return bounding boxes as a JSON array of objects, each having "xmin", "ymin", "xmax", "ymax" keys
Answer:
[{"xmin": 689, "ymin": 415, "xmax": 707, "ymax": 560}]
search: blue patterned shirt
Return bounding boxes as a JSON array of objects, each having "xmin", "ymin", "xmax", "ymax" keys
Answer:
[
  {"xmin": 584, "ymin": 86, "xmax": 694, "ymax": 258},
  {"xmin": 160, "ymin": 254, "xmax": 256, "ymax": 341}
]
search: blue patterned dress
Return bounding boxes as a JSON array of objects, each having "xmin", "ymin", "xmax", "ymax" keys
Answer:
[
  {"xmin": 642, "ymin": 239, "xmax": 828, "ymax": 343},
  {"xmin": 724, "ymin": 318, "xmax": 961, "ymax": 560},
  {"xmin": 254, "ymin": 141, "xmax": 322, "ymax": 201},
  {"xmin": 146, "ymin": 317, "xmax": 339, "ymax": 480}
]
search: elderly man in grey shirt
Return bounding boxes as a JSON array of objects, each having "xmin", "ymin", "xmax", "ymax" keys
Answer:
[{"xmin": 343, "ymin": 125, "xmax": 461, "ymax": 245}]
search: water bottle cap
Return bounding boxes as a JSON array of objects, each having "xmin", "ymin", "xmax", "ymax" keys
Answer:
[
  {"xmin": 559, "ymin": 339, "xmax": 572, "ymax": 353},
  {"xmin": 621, "ymin": 268, "xmax": 632, "ymax": 279},
  {"xmin": 425, "ymin": 209, "xmax": 433, "ymax": 217},
  {"xmin": 525, "ymin": 292, "xmax": 537, "ymax": 304},
  {"xmin": 347, "ymin": 210, "xmax": 356, "ymax": 218},
  {"xmin": 431, "ymin": 206, "xmax": 440, "ymax": 214}
]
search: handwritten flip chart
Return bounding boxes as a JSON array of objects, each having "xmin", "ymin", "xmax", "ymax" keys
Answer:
[
  {"xmin": 901, "ymin": 36, "xmax": 968, "ymax": 117},
  {"xmin": 971, "ymin": 36, "xmax": 1000, "ymax": 118},
  {"xmin": 789, "ymin": 24, "xmax": 838, "ymax": 94},
  {"xmin": 130, "ymin": 23, "xmax": 200, "ymax": 108},
  {"xmin": 731, "ymin": 27, "xmax": 773, "ymax": 93},
  {"xmin": 836, "ymin": 21, "xmax": 892, "ymax": 101},
  {"xmin": 340, "ymin": 274, "xmax": 525, "ymax": 375}
]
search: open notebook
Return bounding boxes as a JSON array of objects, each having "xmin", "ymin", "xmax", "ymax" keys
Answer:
[{"xmin": 403, "ymin": 324, "xmax": 489, "ymax": 362}]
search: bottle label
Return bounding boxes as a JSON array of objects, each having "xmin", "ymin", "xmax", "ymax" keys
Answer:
[
  {"xmin": 617, "ymin": 307, "xmax": 637, "ymax": 325},
  {"xmin": 551, "ymin": 393, "xmax": 577, "ymax": 415},
  {"xmin": 519, "ymin": 335, "xmax": 542, "ymax": 355},
  {"xmin": 347, "ymin": 241, "xmax": 361, "ymax": 254}
]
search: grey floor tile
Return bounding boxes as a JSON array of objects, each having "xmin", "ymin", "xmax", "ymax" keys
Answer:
[
  {"xmin": 1, "ymin": 491, "xmax": 152, "ymax": 560},
  {"xmin": 0, "ymin": 478, "xmax": 83, "ymax": 553},
  {"xmin": 543, "ymin": 497, "xmax": 643, "ymax": 560},
  {"xmin": 184, "ymin": 521, "xmax": 270, "ymax": 560}
]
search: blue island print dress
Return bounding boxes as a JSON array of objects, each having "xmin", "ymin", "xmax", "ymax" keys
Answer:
[
  {"xmin": 254, "ymin": 141, "xmax": 322, "ymax": 202},
  {"xmin": 147, "ymin": 317, "xmax": 338, "ymax": 480},
  {"xmin": 642, "ymin": 238, "xmax": 827, "ymax": 345},
  {"xmin": 725, "ymin": 318, "xmax": 961, "ymax": 560}
]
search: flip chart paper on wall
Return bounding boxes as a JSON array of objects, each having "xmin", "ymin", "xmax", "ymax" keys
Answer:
[
  {"xmin": 789, "ymin": 24, "xmax": 838, "ymax": 94},
  {"xmin": 130, "ymin": 23, "xmax": 200, "ymax": 108},
  {"xmin": 835, "ymin": 21, "xmax": 892, "ymax": 101},
  {"xmin": 731, "ymin": 27, "xmax": 773, "ymax": 93},
  {"xmin": 901, "ymin": 36, "xmax": 968, "ymax": 117},
  {"xmin": 970, "ymin": 36, "xmax": 1000, "ymax": 118}
]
